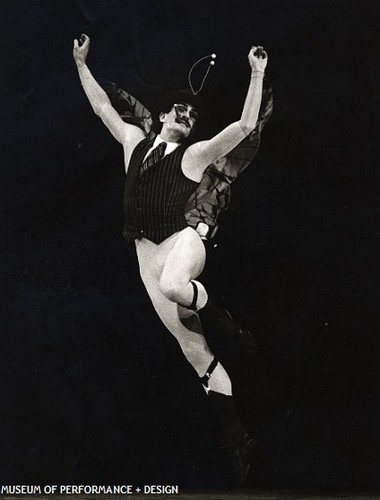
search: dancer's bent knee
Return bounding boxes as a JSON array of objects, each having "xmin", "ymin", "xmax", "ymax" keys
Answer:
[{"xmin": 158, "ymin": 273, "xmax": 188, "ymax": 303}]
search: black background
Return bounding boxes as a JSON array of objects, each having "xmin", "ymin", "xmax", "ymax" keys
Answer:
[{"xmin": 1, "ymin": 0, "xmax": 379, "ymax": 493}]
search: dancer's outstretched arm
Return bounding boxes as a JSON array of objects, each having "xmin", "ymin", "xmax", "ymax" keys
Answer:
[
  {"xmin": 73, "ymin": 34, "xmax": 144, "ymax": 164},
  {"xmin": 183, "ymin": 45, "xmax": 268, "ymax": 182}
]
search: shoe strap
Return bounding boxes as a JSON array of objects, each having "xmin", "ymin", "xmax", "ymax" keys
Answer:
[{"xmin": 200, "ymin": 357, "xmax": 219, "ymax": 387}]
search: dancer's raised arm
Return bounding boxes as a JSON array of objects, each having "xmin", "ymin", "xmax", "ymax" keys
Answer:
[
  {"xmin": 73, "ymin": 34, "xmax": 144, "ymax": 152},
  {"xmin": 182, "ymin": 45, "xmax": 268, "ymax": 182}
]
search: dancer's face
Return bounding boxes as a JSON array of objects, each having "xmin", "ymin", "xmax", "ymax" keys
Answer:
[
  {"xmin": 160, "ymin": 102, "xmax": 198, "ymax": 139},
  {"xmin": 173, "ymin": 103, "xmax": 198, "ymax": 130}
]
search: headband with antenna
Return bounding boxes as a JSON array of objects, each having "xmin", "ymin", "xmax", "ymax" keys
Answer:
[{"xmin": 188, "ymin": 53, "xmax": 216, "ymax": 95}]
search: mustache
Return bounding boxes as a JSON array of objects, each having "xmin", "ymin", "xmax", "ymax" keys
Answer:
[
  {"xmin": 174, "ymin": 107, "xmax": 191, "ymax": 128},
  {"xmin": 175, "ymin": 117, "xmax": 191, "ymax": 128}
]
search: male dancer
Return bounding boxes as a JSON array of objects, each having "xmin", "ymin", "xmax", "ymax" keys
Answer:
[{"xmin": 73, "ymin": 33, "xmax": 268, "ymax": 483}]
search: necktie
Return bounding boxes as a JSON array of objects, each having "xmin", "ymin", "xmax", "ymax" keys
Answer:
[{"xmin": 141, "ymin": 142, "xmax": 167, "ymax": 174}]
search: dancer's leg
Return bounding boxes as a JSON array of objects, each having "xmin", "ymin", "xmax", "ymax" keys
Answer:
[
  {"xmin": 158, "ymin": 227, "xmax": 208, "ymax": 310},
  {"xmin": 135, "ymin": 235, "xmax": 254, "ymax": 484},
  {"xmin": 135, "ymin": 235, "xmax": 230, "ymax": 395}
]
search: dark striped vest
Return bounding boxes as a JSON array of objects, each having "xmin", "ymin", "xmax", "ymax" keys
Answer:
[{"xmin": 122, "ymin": 138, "xmax": 198, "ymax": 244}]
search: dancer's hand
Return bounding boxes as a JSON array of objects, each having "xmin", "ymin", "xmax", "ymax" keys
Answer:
[
  {"xmin": 73, "ymin": 33, "xmax": 90, "ymax": 67},
  {"xmin": 248, "ymin": 45, "xmax": 268, "ymax": 74}
]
